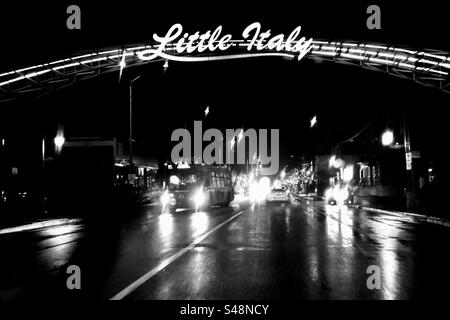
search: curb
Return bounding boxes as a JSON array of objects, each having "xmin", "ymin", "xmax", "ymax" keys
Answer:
[{"xmin": 0, "ymin": 218, "xmax": 83, "ymax": 235}]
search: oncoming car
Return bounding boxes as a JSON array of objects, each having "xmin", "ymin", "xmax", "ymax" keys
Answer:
[
  {"xmin": 266, "ymin": 187, "xmax": 290, "ymax": 203},
  {"xmin": 325, "ymin": 184, "xmax": 354, "ymax": 205}
]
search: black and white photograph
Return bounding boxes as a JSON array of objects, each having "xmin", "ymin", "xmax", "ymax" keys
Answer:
[{"xmin": 0, "ymin": 0, "xmax": 449, "ymax": 311}]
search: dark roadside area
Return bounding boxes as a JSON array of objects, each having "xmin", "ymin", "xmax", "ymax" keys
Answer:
[
  {"xmin": 0, "ymin": 188, "xmax": 152, "ymax": 300},
  {"xmin": 0, "ymin": 187, "xmax": 158, "ymax": 231},
  {"xmin": 296, "ymin": 187, "xmax": 449, "ymax": 223}
]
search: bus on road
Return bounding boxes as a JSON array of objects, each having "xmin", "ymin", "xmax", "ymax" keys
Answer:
[{"xmin": 160, "ymin": 163, "xmax": 234, "ymax": 213}]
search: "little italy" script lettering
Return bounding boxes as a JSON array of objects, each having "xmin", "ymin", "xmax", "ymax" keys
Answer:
[{"xmin": 137, "ymin": 22, "xmax": 313, "ymax": 62}]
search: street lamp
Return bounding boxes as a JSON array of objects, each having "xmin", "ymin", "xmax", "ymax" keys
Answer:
[
  {"xmin": 381, "ymin": 114, "xmax": 415, "ymax": 208},
  {"xmin": 381, "ymin": 129, "xmax": 394, "ymax": 146},
  {"xmin": 54, "ymin": 133, "xmax": 65, "ymax": 152},
  {"xmin": 310, "ymin": 115, "xmax": 317, "ymax": 128}
]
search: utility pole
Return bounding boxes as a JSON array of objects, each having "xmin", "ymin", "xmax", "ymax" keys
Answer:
[
  {"xmin": 41, "ymin": 137, "xmax": 46, "ymax": 214},
  {"xmin": 403, "ymin": 107, "xmax": 416, "ymax": 209},
  {"xmin": 129, "ymin": 83, "xmax": 133, "ymax": 165}
]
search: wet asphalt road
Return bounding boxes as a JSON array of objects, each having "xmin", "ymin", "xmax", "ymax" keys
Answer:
[{"xmin": 1, "ymin": 197, "xmax": 450, "ymax": 300}]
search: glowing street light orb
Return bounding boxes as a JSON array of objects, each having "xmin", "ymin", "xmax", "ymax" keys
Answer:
[
  {"xmin": 381, "ymin": 130, "xmax": 394, "ymax": 146},
  {"xmin": 169, "ymin": 175, "xmax": 180, "ymax": 185},
  {"xmin": 163, "ymin": 59, "xmax": 169, "ymax": 71},
  {"xmin": 54, "ymin": 135, "xmax": 65, "ymax": 148},
  {"xmin": 310, "ymin": 115, "xmax": 317, "ymax": 128}
]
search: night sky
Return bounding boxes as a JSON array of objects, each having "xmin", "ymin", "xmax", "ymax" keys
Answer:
[{"xmin": 0, "ymin": 1, "xmax": 449, "ymax": 170}]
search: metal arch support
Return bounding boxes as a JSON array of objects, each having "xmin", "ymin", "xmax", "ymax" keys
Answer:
[{"xmin": 0, "ymin": 39, "xmax": 449, "ymax": 103}]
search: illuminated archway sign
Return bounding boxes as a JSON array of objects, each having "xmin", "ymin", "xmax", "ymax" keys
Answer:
[
  {"xmin": 136, "ymin": 22, "xmax": 313, "ymax": 62},
  {"xmin": 0, "ymin": 21, "xmax": 449, "ymax": 102}
]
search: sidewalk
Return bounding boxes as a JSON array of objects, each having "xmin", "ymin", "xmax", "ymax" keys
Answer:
[{"xmin": 0, "ymin": 218, "xmax": 83, "ymax": 235}]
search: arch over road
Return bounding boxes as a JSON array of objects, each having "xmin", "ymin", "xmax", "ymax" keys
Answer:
[{"xmin": 0, "ymin": 39, "xmax": 449, "ymax": 103}]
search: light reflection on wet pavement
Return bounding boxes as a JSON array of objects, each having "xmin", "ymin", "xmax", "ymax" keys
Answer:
[{"xmin": 1, "ymin": 198, "xmax": 449, "ymax": 300}]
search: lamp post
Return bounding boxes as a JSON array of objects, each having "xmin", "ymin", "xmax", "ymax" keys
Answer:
[
  {"xmin": 0, "ymin": 138, "xmax": 5, "ymax": 203},
  {"xmin": 129, "ymin": 75, "xmax": 141, "ymax": 165},
  {"xmin": 381, "ymin": 109, "xmax": 415, "ymax": 209},
  {"xmin": 41, "ymin": 137, "xmax": 46, "ymax": 214}
]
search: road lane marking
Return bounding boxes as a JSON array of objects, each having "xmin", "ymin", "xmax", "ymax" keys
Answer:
[{"xmin": 110, "ymin": 209, "xmax": 246, "ymax": 300}]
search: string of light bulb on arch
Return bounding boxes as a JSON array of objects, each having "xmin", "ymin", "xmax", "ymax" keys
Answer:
[
  {"xmin": 1, "ymin": 41, "xmax": 448, "ymax": 89},
  {"xmin": 0, "ymin": 23, "xmax": 449, "ymax": 101}
]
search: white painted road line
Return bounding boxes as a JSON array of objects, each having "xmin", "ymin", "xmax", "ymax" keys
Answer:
[
  {"xmin": 0, "ymin": 218, "xmax": 83, "ymax": 235},
  {"xmin": 110, "ymin": 209, "xmax": 246, "ymax": 300}
]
